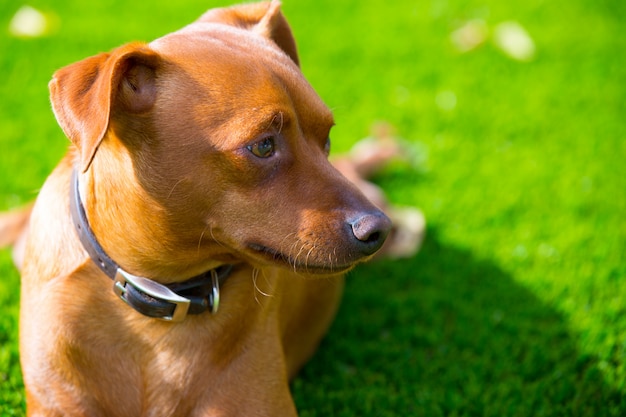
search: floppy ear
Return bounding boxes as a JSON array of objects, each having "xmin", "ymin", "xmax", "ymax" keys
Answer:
[
  {"xmin": 49, "ymin": 42, "xmax": 160, "ymax": 172},
  {"xmin": 198, "ymin": 1, "xmax": 300, "ymax": 66}
]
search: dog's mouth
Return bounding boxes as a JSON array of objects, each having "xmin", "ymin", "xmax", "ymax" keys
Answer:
[{"xmin": 247, "ymin": 243, "xmax": 354, "ymax": 275}]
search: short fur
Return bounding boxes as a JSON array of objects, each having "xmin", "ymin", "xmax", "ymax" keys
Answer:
[{"xmin": 2, "ymin": 2, "xmax": 392, "ymax": 416}]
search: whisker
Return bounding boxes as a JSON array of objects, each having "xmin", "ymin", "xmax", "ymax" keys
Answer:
[
  {"xmin": 209, "ymin": 225, "xmax": 228, "ymax": 249},
  {"xmin": 294, "ymin": 243, "xmax": 307, "ymax": 273},
  {"xmin": 305, "ymin": 240, "xmax": 318, "ymax": 274},
  {"xmin": 252, "ymin": 268, "xmax": 273, "ymax": 303},
  {"xmin": 252, "ymin": 268, "xmax": 261, "ymax": 306},
  {"xmin": 276, "ymin": 111, "xmax": 284, "ymax": 134},
  {"xmin": 278, "ymin": 232, "xmax": 297, "ymax": 256},
  {"xmin": 197, "ymin": 224, "xmax": 210, "ymax": 255},
  {"xmin": 167, "ymin": 179, "xmax": 185, "ymax": 200},
  {"xmin": 262, "ymin": 272, "xmax": 274, "ymax": 296},
  {"xmin": 285, "ymin": 237, "xmax": 300, "ymax": 272}
]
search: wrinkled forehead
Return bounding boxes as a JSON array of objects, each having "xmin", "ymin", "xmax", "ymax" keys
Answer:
[
  {"xmin": 151, "ymin": 22, "xmax": 284, "ymax": 63},
  {"xmin": 148, "ymin": 22, "xmax": 334, "ymax": 146}
]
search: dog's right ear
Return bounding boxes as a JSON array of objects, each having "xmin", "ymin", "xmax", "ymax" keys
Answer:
[
  {"xmin": 49, "ymin": 42, "xmax": 160, "ymax": 172},
  {"xmin": 198, "ymin": 1, "xmax": 300, "ymax": 67}
]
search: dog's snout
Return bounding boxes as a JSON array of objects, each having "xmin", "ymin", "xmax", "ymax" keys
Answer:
[{"xmin": 348, "ymin": 212, "xmax": 392, "ymax": 256}]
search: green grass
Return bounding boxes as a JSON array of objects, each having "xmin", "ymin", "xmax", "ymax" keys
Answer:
[{"xmin": 1, "ymin": 0, "xmax": 625, "ymax": 415}]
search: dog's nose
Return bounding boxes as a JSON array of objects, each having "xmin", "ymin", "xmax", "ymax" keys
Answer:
[{"xmin": 348, "ymin": 212, "xmax": 392, "ymax": 256}]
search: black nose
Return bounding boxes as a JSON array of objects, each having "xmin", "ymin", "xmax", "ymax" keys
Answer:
[{"xmin": 348, "ymin": 212, "xmax": 392, "ymax": 256}]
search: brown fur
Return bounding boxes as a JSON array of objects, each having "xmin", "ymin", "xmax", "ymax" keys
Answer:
[{"xmin": 2, "ymin": 2, "xmax": 392, "ymax": 416}]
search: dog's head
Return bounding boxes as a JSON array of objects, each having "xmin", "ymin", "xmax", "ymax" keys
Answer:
[{"xmin": 49, "ymin": 1, "xmax": 390, "ymax": 278}]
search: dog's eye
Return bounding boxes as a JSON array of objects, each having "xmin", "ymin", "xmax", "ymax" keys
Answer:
[
  {"xmin": 247, "ymin": 137, "xmax": 275, "ymax": 158},
  {"xmin": 324, "ymin": 137, "xmax": 331, "ymax": 154}
]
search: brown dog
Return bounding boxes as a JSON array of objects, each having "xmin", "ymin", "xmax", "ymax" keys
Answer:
[{"xmin": 1, "ymin": 2, "xmax": 393, "ymax": 416}]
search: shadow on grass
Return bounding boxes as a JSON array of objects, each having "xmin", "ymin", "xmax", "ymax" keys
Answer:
[{"xmin": 293, "ymin": 228, "xmax": 623, "ymax": 416}]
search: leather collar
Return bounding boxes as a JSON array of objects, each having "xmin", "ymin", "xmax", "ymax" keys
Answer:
[{"xmin": 69, "ymin": 170, "xmax": 232, "ymax": 322}]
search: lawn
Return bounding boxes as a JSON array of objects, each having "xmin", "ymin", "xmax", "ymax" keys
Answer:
[{"xmin": 1, "ymin": 0, "xmax": 625, "ymax": 415}]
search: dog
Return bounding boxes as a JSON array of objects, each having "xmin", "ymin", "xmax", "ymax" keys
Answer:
[{"xmin": 0, "ymin": 2, "xmax": 395, "ymax": 415}]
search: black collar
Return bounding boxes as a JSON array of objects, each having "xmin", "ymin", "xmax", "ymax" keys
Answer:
[{"xmin": 69, "ymin": 170, "xmax": 232, "ymax": 322}]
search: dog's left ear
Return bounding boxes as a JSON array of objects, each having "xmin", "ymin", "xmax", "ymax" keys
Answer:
[
  {"xmin": 199, "ymin": 1, "xmax": 300, "ymax": 66},
  {"xmin": 49, "ymin": 43, "xmax": 160, "ymax": 172}
]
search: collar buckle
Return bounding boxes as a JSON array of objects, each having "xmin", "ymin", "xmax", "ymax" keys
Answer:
[{"xmin": 114, "ymin": 269, "xmax": 191, "ymax": 322}]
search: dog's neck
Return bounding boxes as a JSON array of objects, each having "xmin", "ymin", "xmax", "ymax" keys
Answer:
[
  {"xmin": 70, "ymin": 169, "xmax": 233, "ymax": 322},
  {"xmin": 77, "ymin": 143, "xmax": 236, "ymax": 277}
]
